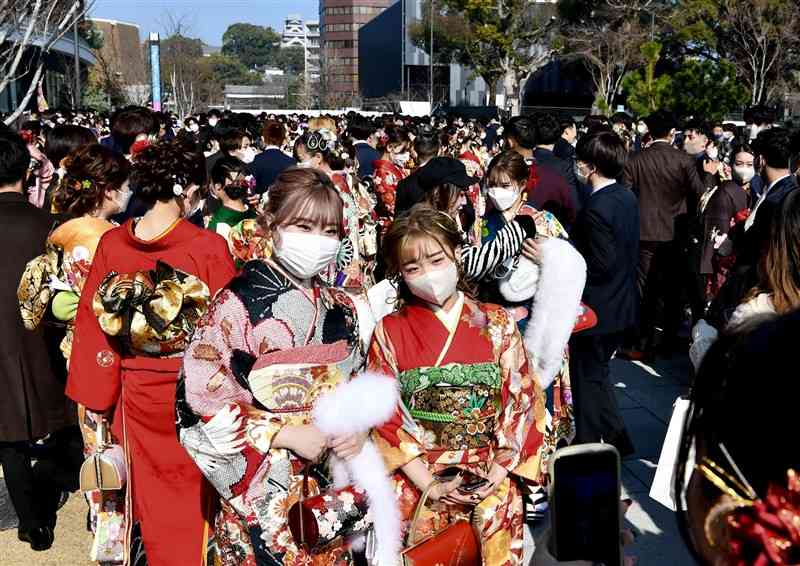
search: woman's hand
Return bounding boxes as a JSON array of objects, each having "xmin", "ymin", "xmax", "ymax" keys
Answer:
[
  {"xmin": 274, "ymin": 424, "xmax": 328, "ymax": 462},
  {"xmin": 467, "ymin": 462, "xmax": 509, "ymax": 504},
  {"xmin": 522, "ymin": 238, "xmax": 543, "ymax": 264},
  {"xmin": 329, "ymin": 431, "xmax": 368, "ymax": 461},
  {"xmin": 430, "ymin": 475, "xmax": 464, "ymax": 502}
]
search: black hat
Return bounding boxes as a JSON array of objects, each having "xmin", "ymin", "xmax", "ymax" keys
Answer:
[{"xmin": 418, "ymin": 157, "xmax": 478, "ymax": 191}]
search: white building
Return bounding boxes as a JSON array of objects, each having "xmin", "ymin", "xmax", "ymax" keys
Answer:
[{"xmin": 281, "ymin": 15, "xmax": 320, "ymax": 82}]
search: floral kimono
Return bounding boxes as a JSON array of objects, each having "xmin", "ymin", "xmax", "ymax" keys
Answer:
[
  {"xmin": 368, "ymin": 294, "xmax": 546, "ymax": 566},
  {"xmin": 371, "ymin": 159, "xmax": 406, "ymax": 230},
  {"xmin": 177, "ymin": 260, "xmax": 367, "ymax": 566}
]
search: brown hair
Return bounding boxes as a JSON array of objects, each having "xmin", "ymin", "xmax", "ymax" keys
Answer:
[
  {"xmin": 382, "ymin": 204, "xmax": 474, "ymax": 304},
  {"xmin": 130, "ymin": 140, "xmax": 207, "ymax": 205},
  {"xmin": 53, "ymin": 144, "xmax": 130, "ymax": 217},
  {"xmin": 424, "ymin": 182, "xmax": 462, "ymax": 215},
  {"xmin": 761, "ymin": 190, "xmax": 800, "ymax": 313},
  {"xmin": 260, "ymin": 167, "xmax": 344, "ymax": 237},
  {"xmin": 486, "ymin": 150, "xmax": 530, "ymax": 187},
  {"xmin": 262, "ymin": 120, "xmax": 286, "ymax": 146}
]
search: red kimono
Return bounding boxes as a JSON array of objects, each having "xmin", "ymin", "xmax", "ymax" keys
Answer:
[
  {"xmin": 372, "ymin": 159, "xmax": 406, "ymax": 228},
  {"xmin": 67, "ymin": 219, "xmax": 236, "ymax": 565},
  {"xmin": 369, "ymin": 295, "xmax": 546, "ymax": 566}
]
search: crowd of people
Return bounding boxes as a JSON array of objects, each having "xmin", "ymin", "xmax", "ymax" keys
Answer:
[{"xmin": 0, "ymin": 102, "xmax": 798, "ymax": 566}]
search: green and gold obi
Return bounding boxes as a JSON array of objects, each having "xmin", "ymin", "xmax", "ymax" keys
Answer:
[{"xmin": 399, "ymin": 362, "xmax": 501, "ymax": 451}]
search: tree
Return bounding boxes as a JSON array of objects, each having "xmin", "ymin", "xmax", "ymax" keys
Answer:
[
  {"xmin": 672, "ymin": 0, "xmax": 800, "ymax": 104},
  {"xmin": 221, "ymin": 23, "xmax": 281, "ymax": 70},
  {"xmin": 1, "ymin": 0, "xmax": 95, "ymax": 125},
  {"xmin": 414, "ymin": 0, "xmax": 559, "ymax": 113},
  {"xmin": 669, "ymin": 58, "xmax": 748, "ymax": 121},
  {"xmin": 558, "ymin": 1, "xmax": 649, "ymax": 113},
  {"xmin": 623, "ymin": 41, "xmax": 673, "ymax": 115},
  {"xmin": 274, "ymin": 46, "xmax": 306, "ymax": 75}
]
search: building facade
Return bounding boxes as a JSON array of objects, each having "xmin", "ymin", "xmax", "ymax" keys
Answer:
[
  {"xmin": 281, "ymin": 15, "xmax": 321, "ymax": 82},
  {"xmin": 88, "ymin": 18, "xmax": 146, "ymax": 89},
  {"xmin": 358, "ymin": 0, "xmax": 502, "ymax": 108},
  {"xmin": 319, "ymin": 0, "xmax": 393, "ymax": 104}
]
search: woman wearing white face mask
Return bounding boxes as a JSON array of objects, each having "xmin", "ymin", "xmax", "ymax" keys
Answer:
[
  {"xmin": 294, "ymin": 130, "xmax": 378, "ymax": 288},
  {"xmin": 369, "ymin": 204, "xmax": 546, "ymax": 566},
  {"xmin": 178, "ymin": 168, "xmax": 377, "ymax": 566},
  {"xmin": 697, "ymin": 141, "xmax": 754, "ymax": 301},
  {"xmin": 372, "ymin": 124, "xmax": 411, "ymax": 224}
]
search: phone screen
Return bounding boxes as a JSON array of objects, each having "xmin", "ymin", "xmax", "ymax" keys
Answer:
[{"xmin": 552, "ymin": 449, "xmax": 621, "ymax": 566}]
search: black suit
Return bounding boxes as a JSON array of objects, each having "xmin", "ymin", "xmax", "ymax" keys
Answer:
[
  {"xmin": 250, "ymin": 148, "xmax": 296, "ymax": 194},
  {"xmin": 395, "ymin": 167, "xmax": 426, "ymax": 216},
  {"xmin": 354, "ymin": 142, "xmax": 380, "ymax": 178},
  {"xmin": 568, "ymin": 182, "xmax": 639, "ymax": 456},
  {"xmin": 553, "ymin": 137, "xmax": 576, "ymax": 163}
]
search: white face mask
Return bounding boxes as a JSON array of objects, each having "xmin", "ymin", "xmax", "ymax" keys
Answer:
[
  {"xmin": 575, "ymin": 162, "xmax": 591, "ymax": 185},
  {"xmin": 208, "ymin": 118, "xmax": 218, "ymax": 128},
  {"xmin": 487, "ymin": 186, "xmax": 520, "ymax": 211},
  {"xmin": 392, "ymin": 151, "xmax": 411, "ymax": 167},
  {"xmin": 273, "ymin": 230, "xmax": 341, "ymax": 280},
  {"xmin": 404, "ymin": 262, "xmax": 459, "ymax": 307},
  {"xmin": 240, "ymin": 147, "xmax": 256, "ymax": 164},
  {"xmin": 733, "ymin": 165, "xmax": 756, "ymax": 184},
  {"xmin": 706, "ymin": 146, "xmax": 719, "ymax": 161},
  {"xmin": 189, "ymin": 123, "xmax": 199, "ymax": 133}
]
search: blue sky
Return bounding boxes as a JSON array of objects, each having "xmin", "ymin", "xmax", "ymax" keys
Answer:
[{"xmin": 90, "ymin": 0, "xmax": 319, "ymax": 46}]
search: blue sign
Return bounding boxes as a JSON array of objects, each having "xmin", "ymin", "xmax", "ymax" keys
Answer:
[{"xmin": 149, "ymin": 33, "xmax": 161, "ymax": 112}]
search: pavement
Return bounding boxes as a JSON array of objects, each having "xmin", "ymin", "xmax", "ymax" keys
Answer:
[{"xmin": 0, "ymin": 355, "xmax": 698, "ymax": 566}]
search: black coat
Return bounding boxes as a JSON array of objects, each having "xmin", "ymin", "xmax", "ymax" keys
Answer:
[
  {"xmin": 571, "ymin": 183, "xmax": 640, "ymax": 336},
  {"xmin": 251, "ymin": 148, "xmax": 296, "ymax": 194},
  {"xmin": 354, "ymin": 142, "xmax": 381, "ymax": 178},
  {"xmin": 0, "ymin": 192, "xmax": 73, "ymax": 442}
]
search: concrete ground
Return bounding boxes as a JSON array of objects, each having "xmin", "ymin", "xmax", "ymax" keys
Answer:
[{"xmin": 0, "ymin": 355, "xmax": 698, "ymax": 565}]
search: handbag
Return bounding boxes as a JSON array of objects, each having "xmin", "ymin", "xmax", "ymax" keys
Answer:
[
  {"xmin": 288, "ymin": 466, "xmax": 372, "ymax": 553},
  {"xmin": 80, "ymin": 419, "xmax": 127, "ymax": 492},
  {"xmin": 649, "ymin": 397, "xmax": 692, "ymax": 511},
  {"xmin": 401, "ymin": 481, "xmax": 481, "ymax": 566}
]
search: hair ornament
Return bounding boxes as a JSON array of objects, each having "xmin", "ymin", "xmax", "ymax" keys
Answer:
[
  {"xmin": 173, "ymin": 183, "xmax": 184, "ymax": 196},
  {"xmin": 80, "ymin": 179, "xmax": 93, "ymax": 191}
]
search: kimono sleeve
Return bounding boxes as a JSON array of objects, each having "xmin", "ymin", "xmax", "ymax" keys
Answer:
[
  {"xmin": 494, "ymin": 309, "xmax": 546, "ymax": 482},
  {"xmin": 65, "ymin": 234, "xmax": 122, "ymax": 412},
  {"xmin": 367, "ymin": 320, "xmax": 426, "ymax": 472},
  {"xmin": 178, "ymin": 288, "xmax": 289, "ymax": 504},
  {"xmin": 202, "ymin": 233, "xmax": 237, "ymax": 295}
]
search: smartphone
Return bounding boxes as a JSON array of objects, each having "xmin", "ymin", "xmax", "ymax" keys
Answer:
[
  {"xmin": 549, "ymin": 443, "xmax": 622, "ymax": 566},
  {"xmin": 434, "ymin": 467, "xmax": 489, "ymax": 493}
]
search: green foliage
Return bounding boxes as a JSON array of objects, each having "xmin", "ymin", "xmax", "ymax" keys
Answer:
[
  {"xmin": 221, "ymin": 23, "xmax": 281, "ymax": 70},
  {"xmin": 408, "ymin": 1, "xmax": 472, "ymax": 67},
  {"xmin": 274, "ymin": 46, "xmax": 306, "ymax": 75},
  {"xmin": 198, "ymin": 54, "xmax": 263, "ymax": 86},
  {"xmin": 669, "ymin": 58, "xmax": 748, "ymax": 121},
  {"xmin": 82, "ymin": 82, "xmax": 112, "ymax": 112},
  {"xmin": 623, "ymin": 41, "xmax": 673, "ymax": 116},
  {"xmin": 162, "ymin": 34, "xmax": 204, "ymax": 60}
]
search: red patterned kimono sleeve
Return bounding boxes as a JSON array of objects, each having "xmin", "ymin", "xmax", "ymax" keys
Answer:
[
  {"xmin": 367, "ymin": 320, "xmax": 425, "ymax": 472},
  {"xmin": 200, "ymin": 233, "xmax": 237, "ymax": 295},
  {"xmin": 66, "ymin": 235, "xmax": 122, "ymax": 412},
  {"xmin": 494, "ymin": 312, "xmax": 546, "ymax": 482}
]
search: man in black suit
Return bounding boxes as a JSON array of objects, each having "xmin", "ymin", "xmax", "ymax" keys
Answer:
[
  {"xmin": 348, "ymin": 118, "xmax": 381, "ymax": 178},
  {"xmin": 553, "ymin": 115, "xmax": 577, "ymax": 163},
  {"xmin": 250, "ymin": 120, "xmax": 295, "ymax": 194},
  {"xmin": 622, "ymin": 110, "xmax": 706, "ymax": 357},
  {"xmin": 569, "ymin": 131, "xmax": 639, "ymax": 456},
  {"xmin": 395, "ymin": 125, "xmax": 441, "ymax": 215},
  {"xmin": 533, "ymin": 111, "xmax": 582, "ymax": 219}
]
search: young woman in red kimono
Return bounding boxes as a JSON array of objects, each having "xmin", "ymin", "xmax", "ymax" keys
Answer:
[
  {"xmin": 372, "ymin": 125, "xmax": 411, "ymax": 229},
  {"xmin": 368, "ymin": 205, "xmax": 546, "ymax": 566},
  {"xmin": 66, "ymin": 141, "xmax": 236, "ymax": 565}
]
